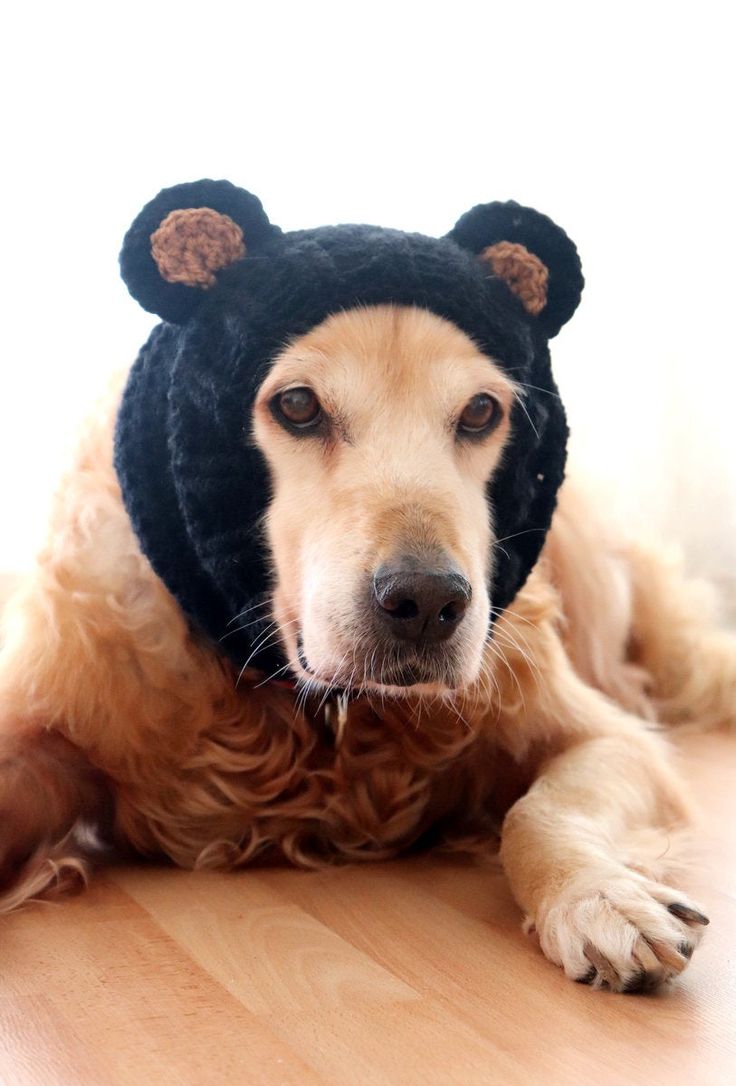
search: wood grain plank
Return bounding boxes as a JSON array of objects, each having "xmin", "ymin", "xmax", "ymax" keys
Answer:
[
  {"xmin": 115, "ymin": 867, "xmax": 529, "ymax": 1085},
  {"xmin": 0, "ymin": 880, "xmax": 323, "ymax": 1086},
  {"xmin": 112, "ymin": 866, "xmax": 421, "ymax": 1015},
  {"xmin": 0, "ymin": 994, "xmax": 109, "ymax": 1086}
]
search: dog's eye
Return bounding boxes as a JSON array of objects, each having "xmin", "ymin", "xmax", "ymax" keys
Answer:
[
  {"xmin": 273, "ymin": 387, "xmax": 322, "ymax": 429},
  {"xmin": 457, "ymin": 394, "xmax": 501, "ymax": 437}
]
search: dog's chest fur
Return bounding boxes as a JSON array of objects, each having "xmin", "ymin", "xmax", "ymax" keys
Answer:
[{"xmin": 112, "ymin": 683, "xmax": 529, "ymax": 871}]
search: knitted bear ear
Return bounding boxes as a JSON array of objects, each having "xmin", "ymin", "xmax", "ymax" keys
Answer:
[
  {"xmin": 120, "ymin": 179, "xmax": 281, "ymax": 323},
  {"xmin": 446, "ymin": 201, "xmax": 584, "ymax": 338}
]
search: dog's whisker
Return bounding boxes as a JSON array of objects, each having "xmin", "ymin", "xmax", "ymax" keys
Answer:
[
  {"xmin": 234, "ymin": 619, "xmax": 301, "ymax": 686},
  {"xmin": 512, "ymin": 388, "xmax": 540, "ymax": 439},
  {"xmin": 489, "ymin": 605, "xmax": 540, "ymax": 633},
  {"xmin": 489, "ymin": 621, "xmax": 539, "ymax": 662},
  {"xmin": 253, "ymin": 662, "xmax": 293, "ymax": 688},
  {"xmin": 491, "ymin": 528, "xmax": 547, "ymax": 548},
  {"xmin": 513, "ymin": 380, "xmax": 561, "ymax": 401},
  {"xmin": 225, "ymin": 597, "xmax": 272, "ymax": 628},
  {"xmin": 231, "ymin": 617, "xmax": 279, "ymax": 652},
  {"xmin": 491, "ymin": 626, "xmax": 545, "ymax": 687},
  {"xmin": 220, "ymin": 612, "xmax": 276, "ymax": 641},
  {"xmin": 316, "ymin": 650, "xmax": 350, "ymax": 715},
  {"xmin": 441, "ymin": 689, "xmax": 472, "ymax": 735},
  {"xmin": 483, "ymin": 635, "xmax": 528, "ymax": 712}
]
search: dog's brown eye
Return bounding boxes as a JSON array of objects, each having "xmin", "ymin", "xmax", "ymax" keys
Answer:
[
  {"xmin": 457, "ymin": 394, "xmax": 501, "ymax": 436},
  {"xmin": 274, "ymin": 387, "xmax": 322, "ymax": 429}
]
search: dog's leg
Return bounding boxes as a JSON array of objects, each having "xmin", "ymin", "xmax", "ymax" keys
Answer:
[
  {"xmin": 496, "ymin": 636, "xmax": 709, "ymax": 992},
  {"xmin": 626, "ymin": 544, "xmax": 736, "ymax": 730},
  {"xmin": 0, "ymin": 729, "xmax": 110, "ymax": 912},
  {"xmin": 500, "ymin": 723, "xmax": 709, "ymax": 991}
]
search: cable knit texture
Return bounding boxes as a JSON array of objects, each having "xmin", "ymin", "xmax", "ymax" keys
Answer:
[{"xmin": 115, "ymin": 179, "xmax": 584, "ymax": 673}]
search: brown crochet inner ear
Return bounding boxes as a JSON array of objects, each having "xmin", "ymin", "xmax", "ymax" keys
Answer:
[
  {"xmin": 150, "ymin": 207, "xmax": 246, "ymax": 288},
  {"xmin": 479, "ymin": 241, "xmax": 549, "ymax": 316}
]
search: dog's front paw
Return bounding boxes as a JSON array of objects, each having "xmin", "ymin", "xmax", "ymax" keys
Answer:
[{"xmin": 531, "ymin": 874, "xmax": 709, "ymax": 993}]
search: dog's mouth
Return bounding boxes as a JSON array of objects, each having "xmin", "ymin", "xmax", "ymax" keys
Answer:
[{"xmin": 292, "ymin": 632, "xmax": 462, "ymax": 696}]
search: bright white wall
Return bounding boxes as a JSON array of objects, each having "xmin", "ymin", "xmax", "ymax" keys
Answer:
[{"xmin": 1, "ymin": 2, "xmax": 734, "ymax": 601}]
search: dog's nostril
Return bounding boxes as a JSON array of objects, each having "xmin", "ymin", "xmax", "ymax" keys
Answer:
[
  {"xmin": 382, "ymin": 597, "xmax": 419, "ymax": 620},
  {"xmin": 439, "ymin": 600, "xmax": 464, "ymax": 624}
]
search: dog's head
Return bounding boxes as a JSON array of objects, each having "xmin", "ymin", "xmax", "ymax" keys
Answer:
[{"xmin": 116, "ymin": 181, "xmax": 583, "ymax": 696}]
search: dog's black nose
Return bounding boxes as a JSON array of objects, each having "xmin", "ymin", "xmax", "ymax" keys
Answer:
[{"xmin": 373, "ymin": 562, "xmax": 471, "ymax": 643}]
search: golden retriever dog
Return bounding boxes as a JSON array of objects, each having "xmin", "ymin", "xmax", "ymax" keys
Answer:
[{"xmin": 1, "ymin": 188, "xmax": 734, "ymax": 995}]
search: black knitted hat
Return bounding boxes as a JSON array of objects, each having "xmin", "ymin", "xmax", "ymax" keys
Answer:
[{"xmin": 115, "ymin": 179, "xmax": 584, "ymax": 674}]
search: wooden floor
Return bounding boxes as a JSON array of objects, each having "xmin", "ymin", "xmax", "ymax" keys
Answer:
[{"xmin": 0, "ymin": 731, "xmax": 732, "ymax": 1085}]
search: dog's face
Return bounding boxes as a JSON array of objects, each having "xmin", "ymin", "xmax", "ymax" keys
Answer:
[{"xmin": 252, "ymin": 305, "xmax": 517, "ymax": 696}]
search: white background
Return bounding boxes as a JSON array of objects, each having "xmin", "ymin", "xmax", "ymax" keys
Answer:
[{"xmin": 1, "ymin": 2, "xmax": 734, "ymax": 604}]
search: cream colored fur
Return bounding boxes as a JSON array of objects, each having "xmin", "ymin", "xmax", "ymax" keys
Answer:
[{"xmin": 1, "ymin": 307, "xmax": 734, "ymax": 993}]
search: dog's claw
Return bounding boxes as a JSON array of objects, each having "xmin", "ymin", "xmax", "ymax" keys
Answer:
[
  {"xmin": 647, "ymin": 938, "xmax": 689, "ymax": 974},
  {"xmin": 583, "ymin": 941, "xmax": 620, "ymax": 988},
  {"xmin": 623, "ymin": 969, "xmax": 660, "ymax": 995},
  {"xmin": 668, "ymin": 902, "xmax": 710, "ymax": 926}
]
